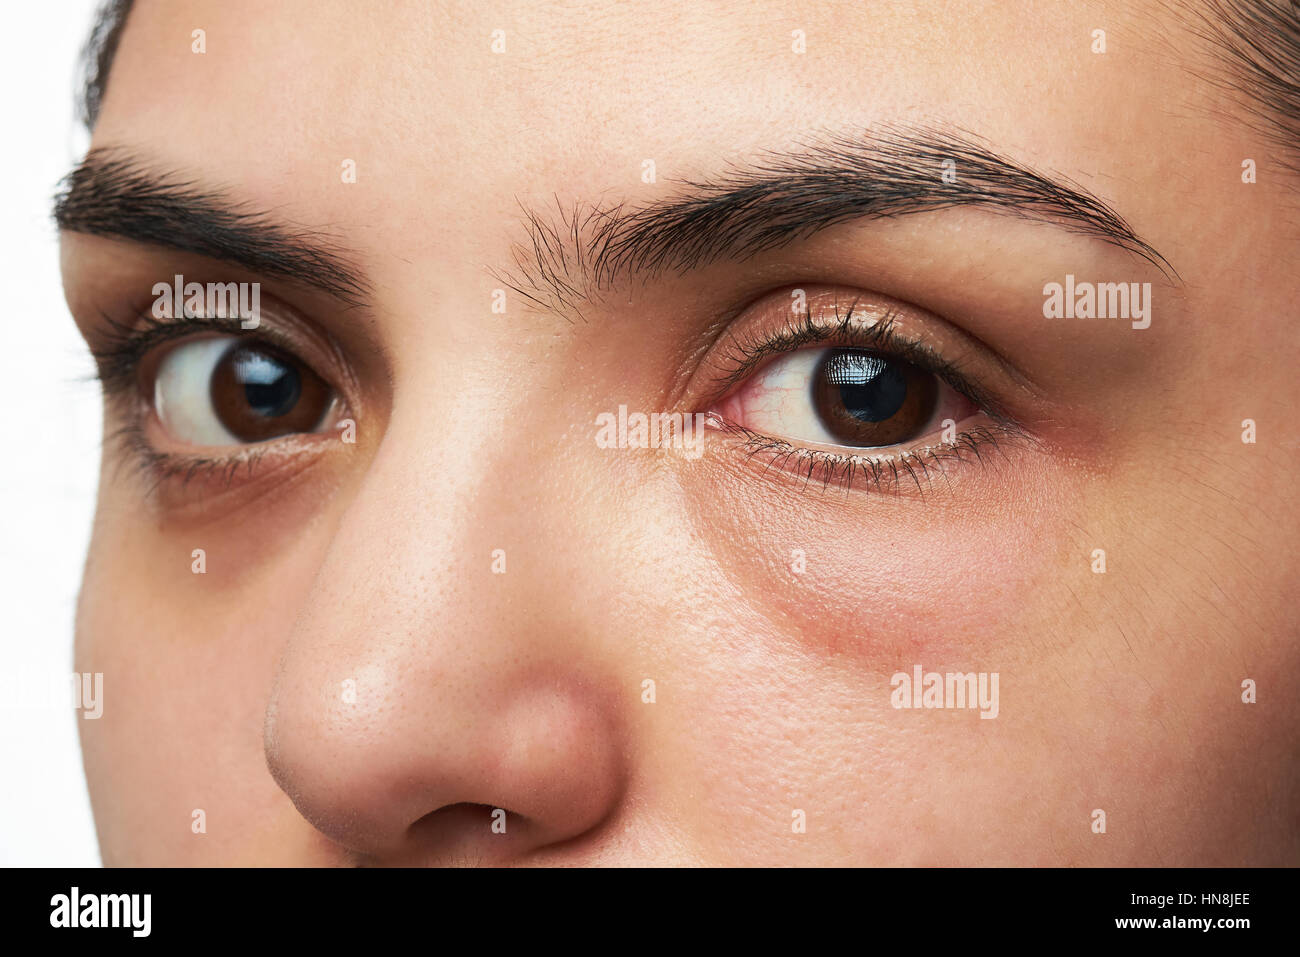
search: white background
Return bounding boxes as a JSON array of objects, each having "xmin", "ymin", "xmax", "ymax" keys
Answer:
[{"xmin": 0, "ymin": 0, "xmax": 106, "ymax": 866}]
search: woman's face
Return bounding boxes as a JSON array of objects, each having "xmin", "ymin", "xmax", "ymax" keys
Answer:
[{"xmin": 60, "ymin": 0, "xmax": 1298, "ymax": 865}]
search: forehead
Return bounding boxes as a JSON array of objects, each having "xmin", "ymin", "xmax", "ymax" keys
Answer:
[{"xmin": 90, "ymin": 0, "xmax": 1227, "ymax": 286}]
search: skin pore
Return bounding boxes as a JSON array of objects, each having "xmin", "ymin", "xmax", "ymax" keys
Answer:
[{"xmin": 59, "ymin": 0, "xmax": 1298, "ymax": 865}]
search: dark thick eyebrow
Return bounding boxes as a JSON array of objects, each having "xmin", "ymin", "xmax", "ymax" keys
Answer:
[
  {"xmin": 501, "ymin": 126, "xmax": 1179, "ymax": 315},
  {"xmin": 52, "ymin": 148, "xmax": 370, "ymax": 306}
]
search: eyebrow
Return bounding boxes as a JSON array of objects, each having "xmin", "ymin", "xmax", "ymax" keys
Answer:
[
  {"xmin": 52, "ymin": 148, "xmax": 371, "ymax": 306},
  {"xmin": 502, "ymin": 125, "xmax": 1179, "ymax": 315},
  {"xmin": 53, "ymin": 130, "xmax": 1176, "ymax": 319}
]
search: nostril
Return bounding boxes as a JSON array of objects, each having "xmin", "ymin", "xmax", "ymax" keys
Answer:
[{"xmin": 380, "ymin": 803, "xmax": 526, "ymax": 866}]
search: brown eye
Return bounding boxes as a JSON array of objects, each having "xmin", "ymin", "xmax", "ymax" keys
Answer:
[
  {"xmin": 812, "ymin": 349, "xmax": 938, "ymax": 446},
  {"xmin": 151, "ymin": 336, "xmax": 335, "ymax": 447},
  {"xmin": 209, "ymin": 342, "xmax": 332, "ymax": 442}
]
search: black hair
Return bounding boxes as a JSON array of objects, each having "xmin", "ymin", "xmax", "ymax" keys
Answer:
[
  {"xmin": 77, "ymin": 0, "xmax": 133, "ymax": 130},
  {"xmin": 1182, "ymin": 0, "xmax": 1300, "ymax": 173}
]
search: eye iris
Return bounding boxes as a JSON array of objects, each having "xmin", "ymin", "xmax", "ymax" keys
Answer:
[
  {"xmin": 210, "ymin": 343, "xmax": 331, "ymax": 442},
  {"xmin": 812, "ymin": 349, "xmax": 938, "ymax": 446}
]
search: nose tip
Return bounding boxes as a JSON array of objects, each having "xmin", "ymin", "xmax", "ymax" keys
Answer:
[{"xmin": 265, "ymin": 668, "xmax": 625, "ymax": 864}]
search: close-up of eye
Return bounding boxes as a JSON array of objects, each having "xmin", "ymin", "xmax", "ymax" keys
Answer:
[
  {"xmin": 717, "ymin": 346, "xmax": 977, "ymax": 452},
  {"xmin": 150, "ymin": 336, "xmax": 335, "ymax": 446},
  {"xmin": 694, "ymin": 294, "xmax": 1019, "ymax": 491}
]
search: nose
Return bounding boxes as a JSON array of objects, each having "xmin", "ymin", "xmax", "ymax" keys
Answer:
[
  {"xmin": 263, "ymin": 405, "xmax": 626, "ymax": 864},
  {"xmin": 267, "ymin": 653, "xmax": 624, "ymax": 863}
]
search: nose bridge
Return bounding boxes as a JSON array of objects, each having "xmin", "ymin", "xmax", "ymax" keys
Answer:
[{"xmin": 263, "ymin": 376, "xmax": 626, "ymax": 859}]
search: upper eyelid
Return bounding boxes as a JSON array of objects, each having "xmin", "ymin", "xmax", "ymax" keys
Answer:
[
  {"xmin": 91, "ymin": 312, "xmax": 315, "ymax": 396},
  {"xmin": 711, "ymin": 303, "xmax": 1008, "ymax": 421}
]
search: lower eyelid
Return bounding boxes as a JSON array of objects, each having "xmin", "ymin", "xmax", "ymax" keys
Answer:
[
  {"xmin": 709, "ymin": 415, "xmax": 1016, "ymax": 495},
  {"xmin": 113, "ymin": 356, "xmax": 350, "ymax": 501},
  {"xmin": 115, "ymin": 421, "xmax": 342, "ymax": 515}
]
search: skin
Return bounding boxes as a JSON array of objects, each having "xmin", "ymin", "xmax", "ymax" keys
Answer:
[{"xmin": 61, "ymin": 0, "xmax": 1298, "ymax": 865}]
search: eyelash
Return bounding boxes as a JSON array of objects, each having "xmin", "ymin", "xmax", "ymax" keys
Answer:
[
  {"xmin": 93, "ymin": 312, "xmax": 256, "ymax": 391},
  {"xmin": 110, "ymin": 421, "xmax": 278, "ymax": 493},
  {"xmin": 708, "ymin": 300, "xmax": 1025, "ymax": 494},
  {"xmin": 717, "ymin": 420, "xmax": 1017, "ymax": 495}
]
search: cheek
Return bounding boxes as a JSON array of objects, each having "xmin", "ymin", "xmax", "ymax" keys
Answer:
[
  {"xmin": 73, "ymin": 490, "xmax": 334, "ymax": 863},
  {"xmin": 682, "ymin": 448, "xmax": 1074, "ymax": 669}
]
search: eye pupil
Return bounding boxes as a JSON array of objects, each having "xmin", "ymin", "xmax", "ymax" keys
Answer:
[
  {"xmin": 232, "ymin": 350, "xmax": 302, "ymax": 418},
  {"xmin": 823, "ymin": 352, "xmax": 907, "ymax": 422},
  {"xmin": 812, "ymin": 349, "xmax": 937, "ymax": 446}
]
